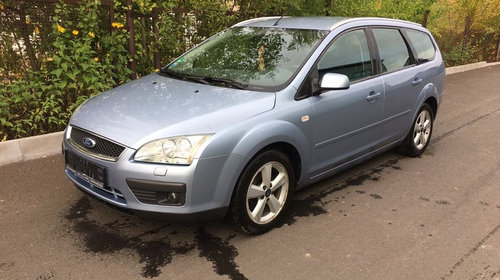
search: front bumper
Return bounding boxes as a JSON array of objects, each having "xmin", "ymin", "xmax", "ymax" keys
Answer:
[
  {"xmin": 75, "ymin": 187, "xmax": 228, "ymax": 223},
  {"xmin": 62, "ymin": 136, "xmax": 242, "ymax": 222}
]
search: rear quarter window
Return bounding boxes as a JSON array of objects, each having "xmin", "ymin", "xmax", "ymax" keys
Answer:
[{"xmin": 405, "ymin": 29, "xmax": 436, "ymax": 63}]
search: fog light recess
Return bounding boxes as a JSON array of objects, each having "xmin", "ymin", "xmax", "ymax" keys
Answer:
[{"xmin": 126, "ymin": 178, "xmax": 186, "ymax": 206}]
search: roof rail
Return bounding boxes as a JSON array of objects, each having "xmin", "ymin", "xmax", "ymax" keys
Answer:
[
  {"xmin": 330, "ymin": 17, "xmax": 422, "ymax": 30},
  {"xmin": 232, "ymin": 16, "xmax": 289, "ymax": 28}
]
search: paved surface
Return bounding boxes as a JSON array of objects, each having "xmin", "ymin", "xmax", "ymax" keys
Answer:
[{"xmin": 1, "ymin": 65, "xmax": 499, "ymax": 280}]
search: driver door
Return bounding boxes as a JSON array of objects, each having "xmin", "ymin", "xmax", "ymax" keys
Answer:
[{"xmin": 309, "ymin": 29, "xmax": 385, "ymax": 177}]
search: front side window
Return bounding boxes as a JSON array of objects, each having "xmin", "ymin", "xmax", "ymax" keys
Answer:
[
  {"xmin": 405, "ymin": 29, "xmax": 436, "ymax": 63},
  {"xmin": 162, "ymin": 27, "xmax": 327, "ymax": 91},
  {"xmin": 317, "ymin": 29, "xmax": 372, "ymax": 82},
  {"xmin": 373, "ymin": 28, "xmax": 412, "ymax": 73}
]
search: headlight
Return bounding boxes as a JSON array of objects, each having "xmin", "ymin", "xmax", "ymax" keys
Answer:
[{"xmin": 134, "ymin": 135, "xmax": 212, "ymax": 165}]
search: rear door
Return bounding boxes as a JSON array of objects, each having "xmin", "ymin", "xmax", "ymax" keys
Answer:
[{"xmin": 370, "ymin": 28, "xmax": 422, "ymax": 143}]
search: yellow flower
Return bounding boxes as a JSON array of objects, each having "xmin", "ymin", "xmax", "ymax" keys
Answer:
[
  {"xmin": 1, "ymin": 135, "xmax": 7, "ymax": 142},
  {"xmin": 57, "ymin": 25, "xmax": 65, "ymax": 33},
  {"xmin": 46, "ymin": 57, "xmax": 53, "ymax": 62},
  {"xmin": 35, "ymin": 27, "xmax": 40, "ymax": 35},
  {"xmin": 111, "ymin": 22, "xmax": 124, "ymax": 28},
  {"xmin": 88, "ymin": 31, "xmax": 95, "ymax": 38},
  {"xmin": 72, "ymin": 30, "xmax": 79, "ymax": 35},
  {"xmin": 94, "ymin": 57, "xmax": 99, "ymax": 62},
  {"xmin": 155, "ymin": 68, "xmax": 159, "ymax": 72},
  {"xmin": 26, "ymin": 19, "xmax": 31, "ymax": 25}
]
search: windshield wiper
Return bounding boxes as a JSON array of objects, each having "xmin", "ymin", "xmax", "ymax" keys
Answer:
[
  {"xmin": 159, "ymin": 68, "xmax": 181, "ymax": 78},
  {"xmin": 159, "ymin": 70, "xmax": 247, "ymax": 89},
  {"xmin": 203, "ymin": 77, "xmax": 248, "ymax": 89},
  {"xmin": 159, "ymin": 69, "xmax": 210, "ymax": 85}
]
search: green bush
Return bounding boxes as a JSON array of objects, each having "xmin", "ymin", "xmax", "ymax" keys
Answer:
[
  {"xmin": 442, "ymin": 44, "xmax": 479, "ymax": 67},
  {"xmin": 0, "ymin": 0, "xmax": 131, "ymax": 140}
]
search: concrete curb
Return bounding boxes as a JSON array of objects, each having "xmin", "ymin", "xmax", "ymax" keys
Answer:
[
  {"xmin": 446, "ymin": 61, "xmax": 500, "ymax": 75},
  {"xmin": 0, "ymin": 131, "xmax": 63, "ymax": 166},
  {"xmin": 1, "ymin": 61, "xmax": 500, "ymax": 166}
]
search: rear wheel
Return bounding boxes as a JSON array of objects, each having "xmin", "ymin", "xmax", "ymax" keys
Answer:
[
  {"xmin": 231, "ymin": 150, "xmax": 295, "ymax": 234},
  {"xmin": 399, "ymin": 103, "xmax": 434, "ymax": 157}
]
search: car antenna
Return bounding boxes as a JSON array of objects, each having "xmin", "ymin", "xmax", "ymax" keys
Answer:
[{"xmin": 273, "ymin": 13, "xmax": 284, "ymax": 26}]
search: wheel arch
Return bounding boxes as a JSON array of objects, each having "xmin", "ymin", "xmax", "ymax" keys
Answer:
[
  {"xmin": 424, "ymin": 96, "xmax": 438, "ymax": 116},
  {"xmin": 247, "ymin": 141, "xmax": 302, "ymax": 184},
  {"xmin": 409, "ymin": 83, "xmax": 440, "ymax": 131},
  {"xmin": 217, "ymin": 120, "xmax": 310, "ymax": 208},
  {"xmin": 230, "ymin": 120, "xmax": 309, "ymax": 183}
]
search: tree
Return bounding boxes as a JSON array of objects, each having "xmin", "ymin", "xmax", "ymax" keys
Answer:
[{"xmin": 428, "ymin": 0, "xmax": 500, "ymax": 65}]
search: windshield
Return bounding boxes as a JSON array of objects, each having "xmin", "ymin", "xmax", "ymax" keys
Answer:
[{"xmin": 163, "ymin": 27, "xmax": 327, "ymax": 91}]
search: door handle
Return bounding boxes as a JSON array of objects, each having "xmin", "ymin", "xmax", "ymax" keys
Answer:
[
  {"xmin": 366, "ymin": 91, "xmax": 382, "ymax": 102},
  {"xmin": 412, "ymin": 77, "xmax": 423, "ymax": 86}
]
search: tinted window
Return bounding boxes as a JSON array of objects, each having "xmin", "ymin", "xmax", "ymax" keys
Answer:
[
  {"xmin": 406, "ymin": 29, "xmax": 435, "ymax": 63},
  {"xmin": 373, "ymin": 29, "xmax": 412, "ymax": 73},
  {"xmin": 318, "ymin": 29, "xmax": 372, "ymax": 82}
]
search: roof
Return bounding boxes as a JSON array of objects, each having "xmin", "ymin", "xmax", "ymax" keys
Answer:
[{"xmin": 233, "ymin": 16, "xmax": 421, "ymax": 31}]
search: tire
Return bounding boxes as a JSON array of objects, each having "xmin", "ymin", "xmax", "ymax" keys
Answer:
[
  {"xmin": 399, "ymin": 103, "xmax": 434, "ymax": 157},
  {"xmin": 230, "ymin": 150, "xmax": 295, "ymax": 234}
]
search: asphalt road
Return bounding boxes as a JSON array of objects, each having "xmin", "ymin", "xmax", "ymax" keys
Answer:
[{"xmin": 1, "ymin": 65, "xmax": 499, "ymax": 280}]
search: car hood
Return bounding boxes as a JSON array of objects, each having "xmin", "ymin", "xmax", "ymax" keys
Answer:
[{"xmin": 69, "ymin": 74, "xmax": 275, "ymax": 149}]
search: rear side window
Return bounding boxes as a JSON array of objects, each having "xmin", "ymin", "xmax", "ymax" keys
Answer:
[
  {"xmin": 318, "ymin": 29, "xmax": 372, "ymax": 82},
  {"xmin": 372, "ymin": 28, "xmax": 412, "ymax": 73},
  {"xmin": 405, "ymin": 29, "xmax": 436, "ymax": 63}
]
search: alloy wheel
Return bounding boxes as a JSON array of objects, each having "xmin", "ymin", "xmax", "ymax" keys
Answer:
[
  {"xmin": 245, "ymin": 161, "xmax": 289, "ymax": 224},
  {"xmin": 413, "ymin": 109, "xmax": 432, "ymax": 150}
]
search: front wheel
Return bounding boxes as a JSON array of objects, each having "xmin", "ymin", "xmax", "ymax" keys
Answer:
[
  {"xmin": 231, "ymin": 150, "xmax": 295, "ymax": 234},
  {"xmin": 399, "ymin": 103, "xmax": 434, "ymax": 157}
]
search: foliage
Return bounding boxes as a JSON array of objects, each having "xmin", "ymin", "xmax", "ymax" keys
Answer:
[
  {"xmin": 442, "ymin": 45, "xmax": 479, "ymax": 67},
  {"xmin": 0, "ymin": 0, "xmax": 131, "ymax": 140},
  {"xmin": 428, "ymin": 0, "xmax": 500, "ymax": 66}
]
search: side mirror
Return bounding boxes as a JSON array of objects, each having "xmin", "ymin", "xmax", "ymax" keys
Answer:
[{"xmin": 319, "ymin": 73, "xmax": 350, "ymax": 91}]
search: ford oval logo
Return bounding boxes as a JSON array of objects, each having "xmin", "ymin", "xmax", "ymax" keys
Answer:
[{"xmin": 82, "ymin": 137, "xmax": 96, "ymax": 148}]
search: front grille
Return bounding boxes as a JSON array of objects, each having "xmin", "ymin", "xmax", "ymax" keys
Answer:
[{"xmin": 69, "ymin": 126, "xmax": 125, "ymax": 161}]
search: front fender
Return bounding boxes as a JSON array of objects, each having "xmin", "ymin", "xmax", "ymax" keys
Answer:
[
  {"xmin": 212, "ymin": 120, "xmax": 312, "ymax": 206},
  {"xmin": 232, "ymin": 120, "xmax": 310, "ymax": 161}
]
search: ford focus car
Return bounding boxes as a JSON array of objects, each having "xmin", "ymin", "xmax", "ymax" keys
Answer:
[{"xmin": 63, "ymin": 16, "xmax": 445, "ymax": 234}]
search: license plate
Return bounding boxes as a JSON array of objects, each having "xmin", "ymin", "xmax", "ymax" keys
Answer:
[{"xmin": 65, "ymin": 151, "xmax": 107, "ymax": 189}]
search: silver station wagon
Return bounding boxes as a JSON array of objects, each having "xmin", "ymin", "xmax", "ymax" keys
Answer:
[{"xmin": 63, "ymin": 16, "xmax": 445, "ymax": 234}]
